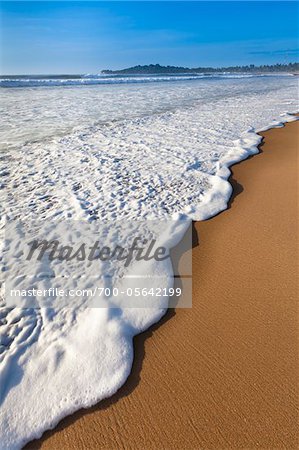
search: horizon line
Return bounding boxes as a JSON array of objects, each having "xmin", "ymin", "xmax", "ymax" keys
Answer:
[{"xmin": 1, "ymin": 61, "xmax": 298, "ymax": 77}]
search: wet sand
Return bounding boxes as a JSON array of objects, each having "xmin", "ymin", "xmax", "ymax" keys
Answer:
[{"xmin": 28, "ymin": 119, "xmax": 298, "ymax": 449}]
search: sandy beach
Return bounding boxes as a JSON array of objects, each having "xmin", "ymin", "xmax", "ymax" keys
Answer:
[{"xmin": 26, "ymin": 119, "xmax": 298, "ymax": 449}]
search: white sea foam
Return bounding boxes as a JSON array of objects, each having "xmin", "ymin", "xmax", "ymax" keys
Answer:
[
  {"xmin": 0, "ymin": 76, "xmax": 298, "ymax": 449},
  {"xmin": 0, "ymin": 72, "xmax": 266, "ymax": 88}
]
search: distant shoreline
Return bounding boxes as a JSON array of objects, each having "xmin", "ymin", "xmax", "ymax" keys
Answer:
[
  {"xmin": 101, "ymin": 62, "xmax": 299, "ymax": 75},
  {"xmin": 1, "ymin": 62, "xmax": 298, "ymax": 78}
]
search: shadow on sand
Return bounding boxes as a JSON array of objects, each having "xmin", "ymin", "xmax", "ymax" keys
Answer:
[{"xmin": 25, "ymin": 138, "xmax": 264, "ymax": 449}]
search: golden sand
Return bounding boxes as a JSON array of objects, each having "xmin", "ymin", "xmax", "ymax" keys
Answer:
[{"xmin": 27, "ymin": 120, "xmax": 298, "ymax": 449}]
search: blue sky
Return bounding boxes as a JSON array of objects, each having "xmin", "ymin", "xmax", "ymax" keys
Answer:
[{"xmin": 0, "ymin": 1, "xmax": 298, "ymax": 74}]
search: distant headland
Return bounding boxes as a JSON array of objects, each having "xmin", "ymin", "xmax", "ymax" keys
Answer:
[{"xmin": 102, "ymin": 63, "xmax": 299, "ymax": 75}]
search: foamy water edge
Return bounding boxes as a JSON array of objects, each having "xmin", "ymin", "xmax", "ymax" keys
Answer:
[
  {"xmin": 0, "ymin": 76, "xmax": 298, "ymax": 449},
  {"xmin": 1, "ymin": 113, "xmax": 297, "ymax": 450}
]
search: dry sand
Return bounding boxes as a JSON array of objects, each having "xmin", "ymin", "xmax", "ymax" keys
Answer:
[{"xmin": 28, "ymin": 120, "xmax": 298, "ymax": 449}]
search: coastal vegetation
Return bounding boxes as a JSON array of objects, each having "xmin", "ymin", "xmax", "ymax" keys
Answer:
[{"xmin": 102, "ymin": 62, "xmax": 299, "ymax": 75}]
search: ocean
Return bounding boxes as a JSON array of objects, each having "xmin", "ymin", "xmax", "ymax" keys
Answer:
[{"xmin": 0, "ymin": 73, "xmax": 298, "ymax": 449}]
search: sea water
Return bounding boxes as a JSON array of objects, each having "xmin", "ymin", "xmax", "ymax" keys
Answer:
[{"xmin": 0, "ymin": 74, "xmax": 298, "ymax": 449}]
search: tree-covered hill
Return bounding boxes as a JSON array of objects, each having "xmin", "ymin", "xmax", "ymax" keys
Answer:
[{"xmin": 102, "ymin": 62, "xmax": 299, "ymax": 75}]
